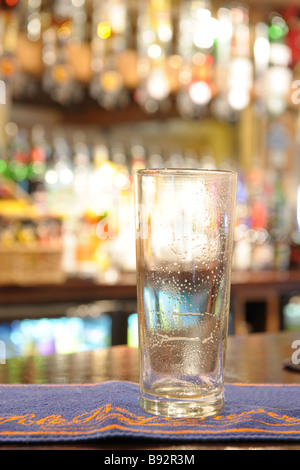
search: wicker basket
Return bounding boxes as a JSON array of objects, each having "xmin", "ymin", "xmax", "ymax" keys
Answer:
[{"xmin": 0, "ymin": 246, "xmax": 65, "ymax": 285}]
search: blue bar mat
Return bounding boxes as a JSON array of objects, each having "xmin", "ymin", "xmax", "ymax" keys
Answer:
[{"xmin": 0, "ymin": 381, "xmax": 300, "ymax": 442}]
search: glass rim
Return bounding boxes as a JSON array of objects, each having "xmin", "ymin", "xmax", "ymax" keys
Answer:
[{"xmin": 134, "ymin": 168, "xmax": 237, "ymax": 177}]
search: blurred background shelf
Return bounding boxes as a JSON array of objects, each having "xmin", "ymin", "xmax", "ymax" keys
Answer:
[
  {"xmin": 0, "ymin": 269, "xmax": 300, "ymax": 334},
  {"xmin": 0, "ymin": 272, "xmax": 137, "ymax": 306},
  {"xmin": 0, "ymin": 269, "xmax": 300, "ymax": 304},
  {"xmin": 1, "ymin": 0, "xmax": 300, "ymax": 358}
]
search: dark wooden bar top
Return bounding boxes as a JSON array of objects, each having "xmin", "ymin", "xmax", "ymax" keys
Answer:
[{"xmin": 0, "ymin": 331, "xmax": 300, "ymax": 450}]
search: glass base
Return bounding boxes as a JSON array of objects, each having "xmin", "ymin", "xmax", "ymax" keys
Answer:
[{"xmin": 139, "ymin": 392, "xmax": 224, "ymax": 418}]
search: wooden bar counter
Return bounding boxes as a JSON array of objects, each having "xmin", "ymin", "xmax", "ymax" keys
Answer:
[{"xmin": 0, "ymin": 331, "xmax": 300, "ymax": 450}]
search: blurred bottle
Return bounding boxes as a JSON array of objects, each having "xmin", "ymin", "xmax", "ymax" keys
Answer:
[
  {"xmin": 6, "ymin": 123, "xmax": 30, "ymax": 193},
  {"xmin": 109, "ymin": 142, "xmax": 135, "ymax": 273},
  {"xmin": 88, "ymin": 138, "xmax": 114, "ymax": 213},
  {"xmin": 0, "ymin": 123, "xmax": 9, "ymax": 182},
  {"xmin": 76, "ymin": 139, "xmax": 116, "ymax": 276},
  {"xmin": 130, "ymin": 142, "xmax": 146, "ymax": 172},
  {"xmin": 290, "ymin": 190, "xmax": 300, "ymax": 268},
  {"xmin": 266, "ymin": 13, "xmax": 291, "ymax": 115},
  {"xmin": 248, "ymin": 163, "xmax": 274, "ymax": 270},
  {"xmin": 266, "ymin": 121, "xmax": 291, "ymax": 270},
  {"xmin": 147, "ymin": 146, "xmax": 164, "ymax": 169},
  {"xmin": 72, "ymin": 131, "xmax": 91, "ymax": 217},
  {"xmin": 232, "ymin": 224, "xmax": 252, "ymax": 271},
  {"xmin": 290, "ymin": 227, "xmax": 300, "ymax": 269},
  {"xmin": 227, "ymin": 4, "xmax": 253, "ymax": 114},
  {"xmin": 111, "ymin": 142, "xmax": 131, "ymax": 195},
  {"xmin": 184, "ymin": 148, "xmax": 199, "ymax": 168},
  {"xmin": 111, "ymin": 142, "xmax": 127, "ymax": 168},
  {"xmin": 45, "ymin": 129, "xmax": 73, "ymax": 216},
  {"xmin": 28, "ymin": 125, "xmax": 50, "ymax": 211},
  {"xmin": 232, "ymin": 167, "xmax": 251, "ymax": 271},
  {"xmin": 165, "ymin": 148, "xmax": 184, "ymax": 168},
  {"xmin": 268, "ymin": 168, "xmax": 291, "ymax": 270}
]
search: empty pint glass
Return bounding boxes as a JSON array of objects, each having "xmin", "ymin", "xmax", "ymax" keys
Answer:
[{"xmin": 134, "ymin": 169, "xmax": 237, "ymax": 417}]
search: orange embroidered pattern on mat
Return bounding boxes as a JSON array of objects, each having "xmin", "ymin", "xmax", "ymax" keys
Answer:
[{"xmin": 0, "ymin": 381, "xmax": 300, "ymax": 441}]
